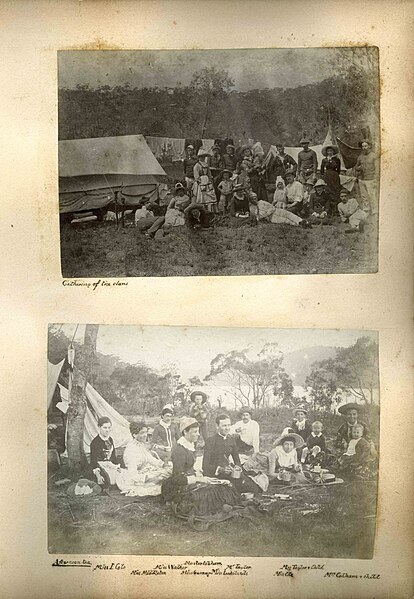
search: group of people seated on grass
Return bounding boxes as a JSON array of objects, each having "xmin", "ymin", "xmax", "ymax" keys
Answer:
[
  {"xmin": 133, "ymin": 138, "xmax": 377, "ymax": 238},
  {"xmin": 88, "ymin": 394, "xmax": 377, "ymax": 517}
]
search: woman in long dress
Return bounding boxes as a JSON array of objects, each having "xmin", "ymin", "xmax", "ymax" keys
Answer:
[
  {"xmin": 192, "ymin": 148, "xmax": 218, "ymax": 213},
  {"xmin": 116, "ymin": 422, "xmax": 171, "ymax": 497}
]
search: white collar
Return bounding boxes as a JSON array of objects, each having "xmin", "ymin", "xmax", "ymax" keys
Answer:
[
  {"xmin": 177, "ymin": 437, "xmax": 195, "ymax": 451},
  {"xmin": 218, "ymin": 433, "xmax": 227, "ymax": 440},
  {"xmin": 311, "ymin": 432, "xmax": 322, "ymax": 437}
]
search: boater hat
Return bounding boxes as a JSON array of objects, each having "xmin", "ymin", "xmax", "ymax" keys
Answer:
[
  {"xmin": 179, "ymin": 417, "xmax": 199, "ymax": 434},
  {"xmin": 272, "ymin": 431, "xmax": 304, "ymax": 449},
  {"xmin": 174, "ymin": 182, "xmax": 185, "ymax": 191},
  {"xmin": 321, "ymin": 144, "xmax": 339, "ymax": 157},
  {"xmin": 293, "ymin": 406, "xmax": 308, "ymax": 416},
  {"xmin": 66, "ymin": 479, "xmax": 102, "ymax": 497},
  {"xmin": 190, "ymin": 390, "xmax": 208, "ymax": 403},
  {"xmin": 338, "ymin": 402, "xmax": 364, "ymax": 415}
]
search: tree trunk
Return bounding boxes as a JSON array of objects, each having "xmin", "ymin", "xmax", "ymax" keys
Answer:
[{"xmin": 67, "ymin": 325, "xmax": 99, "ymax": 475}]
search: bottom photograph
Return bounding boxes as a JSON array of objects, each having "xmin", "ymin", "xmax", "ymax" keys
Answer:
[{"xmin": 47, "ymin": 324, "xmax": 379, "ymax": 558}]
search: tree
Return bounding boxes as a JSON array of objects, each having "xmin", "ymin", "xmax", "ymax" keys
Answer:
[
  {"xmin": 205, "ymin": 343, "xmax": 293, "ymax": 409},
  {"xmin": 305, "ymin": 336, "xmax": 379, "ymax": 410},
  {"xmin": 66, "ymin": 325, "xmax": 99, "ymax": 474},
  {"xmin": 190, "ymin": 67, "xmax": 235, "ymax": 137}
]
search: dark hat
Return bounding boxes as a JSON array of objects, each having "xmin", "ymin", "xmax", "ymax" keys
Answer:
[
  {"xmin": 321, "ymin": 144, "xmax": 339, "ymax": 157},
  {"xmin": 285, "ymin": 167, "xmax": 296, "ymax": 176},
  {"xmin": 226, "ymin": 144, "xmax": 235, "ymax": 149},
  {"xmin": 190, "ymin": 390, "xmax": 207, "ymax": 403},
  {"xmin": 338, "ymin": 402, "xmax": 364, "ymax": 415},
  {"xmin": 273, "ymin": 431, "xmax": 304, "ymax": 449},
  {"xmin": 212, "ymin": 144, "xmax": 221, "ymax": 151},
  {"xmin": 300, "ymin": 137, "xmax": 311, "ymax": 145}
]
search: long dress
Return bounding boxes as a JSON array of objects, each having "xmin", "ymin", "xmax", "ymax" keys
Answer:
[
  {"xmin": 193, "ymin": 162, "xmax": 218, "ymax": 213},
  {"xmin": 116, "ymin": 439, "xmax": 172, "ymax": 496},
  {"xmin": 321, "ymin": 156, "xmax": 341, "ymax": 205}
]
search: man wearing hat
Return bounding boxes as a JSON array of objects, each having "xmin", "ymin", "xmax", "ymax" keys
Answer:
[
  {"xmin": 189, "ymin": 390, "xmax": 209, "ymax": 442},
  {"xmin": 338, "ymin": 187, "xmax": 367, "ymax": 232},
  {"xmin": 309, "ymin": 179, "xmax": 332, "ymax": 221},
  {"xmin": 230, "ymin": 408, "xmax": 260, "ymax": 454},
  {"xmin": 220, "ymin": 144, "xmax": 238, "ymax": 171},
  {"xmin": 183, "ymin": 145, "xmax": 198, "ymax": 192},
  {"xmin": 151, "ymin": 406, "xmax": 180, "ymax": 461},
  {"xmin": 210, "ymin": 144, "xmax": 222, "ymax": 176},
  {"xmin": 297, "ymin": 137, "xmax": 318, "ymax": 184},
  {"xmin": 269, "ymin": 144, "xmax": 297, "ymax": 180},
  {"xmin": 334, "ymin": 402, "xmax": 370, "ymax": 452},
  {"xmin": 355, "ymin": 140, "xmax": 378, "ymax": 214}
]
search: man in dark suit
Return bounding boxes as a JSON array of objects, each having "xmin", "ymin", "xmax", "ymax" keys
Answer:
[
  {"xmin": 202, "ymin": 414, "xmax": 260, "ymax": 494},
  {"xmin": 202, "ymin": 414, "xmax": 241, "ymax": 477}
]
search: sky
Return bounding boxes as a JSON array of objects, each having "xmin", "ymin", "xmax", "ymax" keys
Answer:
[
  {"xmin": 56, "ymin": 324, "xmax": 378, "ymax": 380},
  {"xmin": 58, "ymin": 48, "xmax": 344, "ymax": 91}
]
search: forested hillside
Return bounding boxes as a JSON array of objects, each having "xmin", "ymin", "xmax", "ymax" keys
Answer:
[{"xmin": 58, "ymin": 50, "xmax": 379, "ymax": 146}]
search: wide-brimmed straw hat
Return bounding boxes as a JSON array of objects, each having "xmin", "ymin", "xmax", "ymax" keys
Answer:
[
  {"xmin": 321, "ymin": 144, "xmax": 339, "ymax": 157},
  {"xmin": 190, "ymin": 390, "xmax": 207, "ymax": 403},
  {"xmin": 338, "ymin": 402, "xmax": 364, "ymax": 415},
  {"xmin": 197, "ymin": 148, "xmax": 212, "ymax": 157},
  {"xmin": 293, "ymin": 406, "xmax": 308, "ymax": 416},
  {"xmin": 174, "ymin": 182, "xmax": 185, "ymax": 191},
  {"xmin": 66, "ymin": 479, "xmax": 102, "ymax": 498},
  {"xmin": 273, "ymin": 431, "xmax": 304, "ymax": 449},
  {"xmin": 179, "ymin": 417, "xmax": 199, "ymax": 434}
]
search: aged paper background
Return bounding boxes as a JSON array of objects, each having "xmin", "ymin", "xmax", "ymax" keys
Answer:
[{"xmin": 0, "ymin": 1, "xmax": 413, "ymax": 598}]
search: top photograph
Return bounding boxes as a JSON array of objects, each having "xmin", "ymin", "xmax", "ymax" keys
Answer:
[{"xmin": 58, "ymin": 48, "xmax": 379, "ymax": 278}]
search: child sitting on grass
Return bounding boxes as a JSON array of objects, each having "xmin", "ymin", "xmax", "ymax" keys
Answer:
[{"xmin": 338, "ymin": 423, "xmax": 376, "ymax": 478}]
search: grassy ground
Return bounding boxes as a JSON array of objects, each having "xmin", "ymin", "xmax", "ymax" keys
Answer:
[
  {"xmin": 60, "ymin": 217, "xmax": 378, "ymax": 278},
  {"xmin": 48, "ymin": 407, "xmax": 379, "ymax": 558},
  {"xmin": 48, "ymin": 479, "xmax": 377, "ymax": 558}
]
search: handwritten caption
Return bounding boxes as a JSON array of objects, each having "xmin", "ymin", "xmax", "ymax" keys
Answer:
[
  {"xmin": 52, "ymin": 559, "xmax": 380, "ymax": 581},
  {"xmin": 62, "ymin": 279, "xmax": 128, "ymax": 290}
]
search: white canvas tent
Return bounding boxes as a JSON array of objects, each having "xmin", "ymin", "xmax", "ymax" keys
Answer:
[
  {"xmin": 59, "ymin": 134, "xmax": 167, "ymax": 214},
  {"xmin": 48, "ymin": 361, "xmax": 130, "ymax": 453}
]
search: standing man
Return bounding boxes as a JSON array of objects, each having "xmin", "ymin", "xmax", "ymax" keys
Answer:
[
  {"xmin": 219, "ymin": 144, "xmax": 238, "ymax": 172},
  {"xmin": 189, "ymin": 390, "xmax": 209, "ymax": 442},
  {"xmin": 183, "ymin": 145, "xmax": 198, "ymax": 194},
  {"xmin": 230, "ymin": 408, "xmax": 260, "ymax": 454},
  {"xmin": 276, "ymin": 144, "xmax": 297, "ymax": 179},
  {"xmin": 355, "ymin": 140, "xmax": 378, "ymax": 214},
  {"xmin": 297, "ymin": 137, "xmax": 318, "ymax": 184}
]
